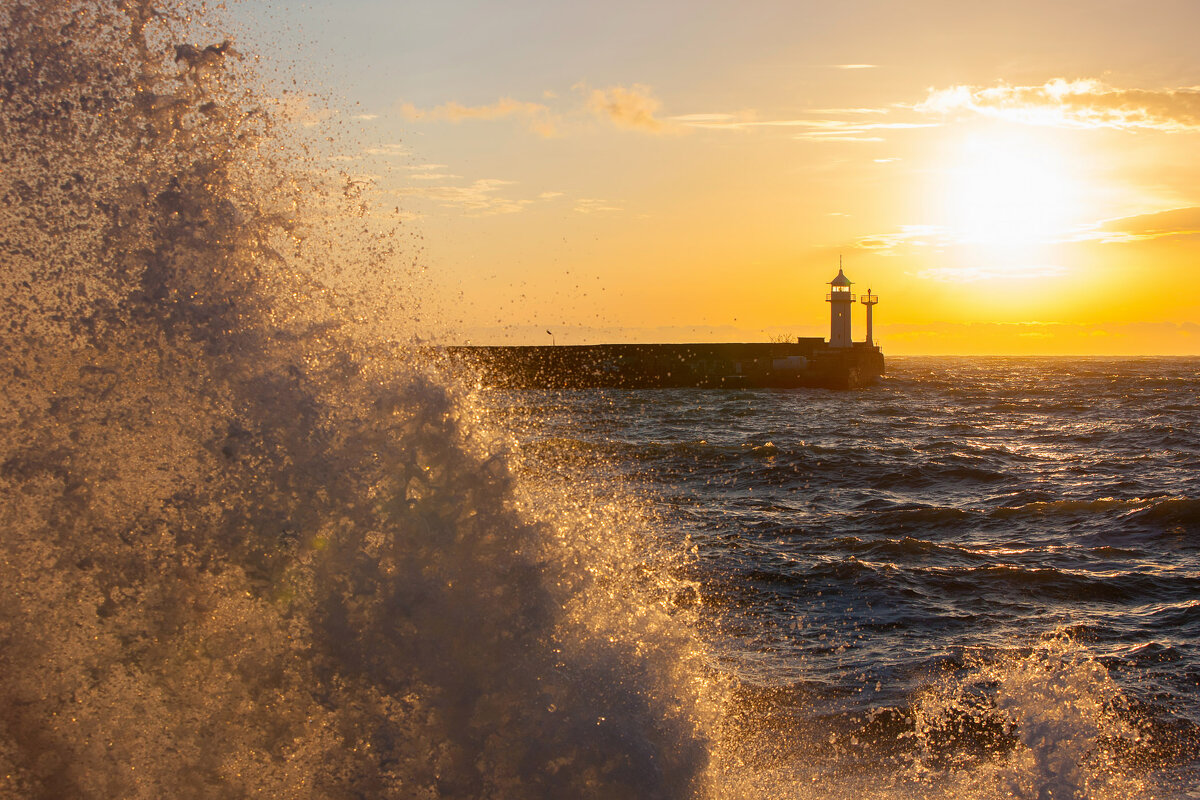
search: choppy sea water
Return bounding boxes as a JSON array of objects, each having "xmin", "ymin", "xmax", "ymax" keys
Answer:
[{"xmin": 494, "ymin": 356, "xmax": 1200, "ymax": 796}]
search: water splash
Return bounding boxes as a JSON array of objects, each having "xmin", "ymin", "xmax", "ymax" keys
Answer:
[
  {"xmin": 699, "ymin": 636, "xmax": 1154, "ymax": 800},
  {"xmin": 0, "ymin": 2, "xmax": 719, "ymax": 796},
  {"xmin": 907, "ymin": 636, "xmax": 1147, "ymax": 799}
]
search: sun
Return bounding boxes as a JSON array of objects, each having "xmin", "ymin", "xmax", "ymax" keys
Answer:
[{"xmin": 940, "ymin": 128, "xmax": 1086, "ymax": 247}]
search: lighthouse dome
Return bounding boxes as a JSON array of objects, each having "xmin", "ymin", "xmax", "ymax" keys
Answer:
[{"xmin": 830, "ymin": 268, "xmax": 852, "ymax": 287}]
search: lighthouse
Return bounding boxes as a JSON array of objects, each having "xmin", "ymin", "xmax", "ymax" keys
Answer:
[{"xmin": 826, "ymin": 264, "xmax": 855, "ymax": 348}]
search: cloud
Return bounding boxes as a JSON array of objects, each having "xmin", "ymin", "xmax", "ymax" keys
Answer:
[
  {"xmin": 853, "ymin": 228, "xmax": 1077, "ymax": 263},
  {"xmin": 362, "ymin": 143, "xmax": 410, "ymax": 157},
  {"xmin": 802, "ymin": 135, "xmax": 887, "ymax": 142},
  {"xmin": 833, "ymin": 64, "xmax": 877, "ymax": 70},
  {"xmin": 390, "ymin": 172, "xmax": 576, "ymax": 217},
  {"xmin": 855, "ymin": 225, "xmax": 950, "ymax": 252},
  {"xmin": 584, "ymin": 84, "xmax": 671, "ymax": 133},
  {"xmin": 670, "ymin": 110, "xmax": 935, "ymax": 141},
  {"xmin": 1085, "ymin": 206, "xmax": 1200, "ymax": 242},
  {"xmin": 397, "ymin": 85, "xmax": 675, "ymax": 136},
  {"xmin": 810, "ymin": 107, "xmax": 889, "ymax": 115},
  {"xmin": 574, "ymin": 198, "xmax": 622, "ymax": 214},
  {"xmin": 394, "ymin": 178, "xmax": 533, "ymax": 216},
  {"xmin": 398, "ymin": 97, "xmax": 558, "ymax": 136},
  {"xmin": 671, "ymin": 112, "xmax": 746, "ymax": 126},
  {"xmin": 916, "ymin": 78, "xmax": 1200, "ymax": 131},
  {"xmin": 790, "ymin": 120, "xmax": 934, "ymax": 141}
]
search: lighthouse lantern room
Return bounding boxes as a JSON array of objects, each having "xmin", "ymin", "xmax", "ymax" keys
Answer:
[{"xmin": 826, "ymin": 265, "xmax": 855, "ymax": 348}]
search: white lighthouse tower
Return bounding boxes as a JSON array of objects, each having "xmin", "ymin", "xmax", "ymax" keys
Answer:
[{"xmin": 826, "ymin": 262, "xmax": 855, "ymax": 348}]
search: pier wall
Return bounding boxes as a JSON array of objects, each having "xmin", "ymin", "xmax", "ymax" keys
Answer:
[{"xmin": 447, "ymin": 340, "xmax": 884, "ymax": 390}]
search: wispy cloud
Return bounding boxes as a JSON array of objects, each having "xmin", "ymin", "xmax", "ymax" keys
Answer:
[
  {"xmin": 855, "ymin": 225, "xmax": 950, "ymax": 252},
  {"xmin": 574, "ymin": 197, "xmax": 622, "ymax": 214},
  {"xmin": 398, "ymin": 97, "xmax": 558, "ymax": 136},
  {"xmin": 833, "ymin": 64, "xmax": 877, "ymax": 70},
  {"xmin": 916, "ymin": 78, "xmax": 1200, "ymax": 132},
  {"xmin": 792, "ymin": 120, "xmax": 936, "ymax": 141},
  {"xmin": 671, "ymin": 110, "xmax": 935, "ymax": 141},
  {"xmin": 362, "ymin": 143, "xmax": 410, "ymax": 157},
  {"xmin": 395, "ymin": 178, "xmax": 531, "ymax": 216},
  {"xmin": 670, "ymin": 112, "xmax": 753, "ymax": 128},
  {"xmin": 397, "ymin": 84, "xmax": 677, "ymax": 137},
  {"xmin": 390, "ymin": 172, "xmax": 575, "ymax": 217},
  {"xmin": 810, "ymin": 107, "xmax": 889, "ymax": 115},
  {"xmin": 802, "ymin": 134, "xmax": 887, "ymax": 142},
  {"xmin": 1080, "ymin": 206, "xmax": 1200, "ymax": 242},
  {"xmin": 584, "ymin": 83, "xmax": 672, "ymax": 133}
]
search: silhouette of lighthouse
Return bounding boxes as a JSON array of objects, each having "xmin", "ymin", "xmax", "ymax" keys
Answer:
[{"xmin": 826, "ymin": 258, "xmax": 855, "ymax": 348}]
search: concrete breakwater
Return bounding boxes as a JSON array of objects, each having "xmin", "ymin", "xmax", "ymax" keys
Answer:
[{"xmin": 447, "ymin": 339, "xmax": 884, "ymax": 390}]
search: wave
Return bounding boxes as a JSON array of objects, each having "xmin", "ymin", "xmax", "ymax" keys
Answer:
[
  {"xmin": 713, "ymin": 636, "xmax": 1160, "ymax": 799},
  {"xmin": 0, "ymin": 3, "xmax": 719, "ymax": 796},
  {"xmin": 1122, "ymin": 497, "xmax": 1200, "ymax": 529}
]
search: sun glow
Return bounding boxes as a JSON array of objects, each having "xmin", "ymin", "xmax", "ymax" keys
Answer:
[{"xmin": 940, "ymin": 130, "xmax": 1088, "ymax": 247}]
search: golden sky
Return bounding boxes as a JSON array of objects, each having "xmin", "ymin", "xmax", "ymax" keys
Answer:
[{"xmin": 241, "ymin": 0, "xmax": 1200, "ymax": 354}]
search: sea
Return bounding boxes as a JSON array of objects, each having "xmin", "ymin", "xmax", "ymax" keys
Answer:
[
  {"xmin": 488, "ymin": 357, "xmax": 1200, "ymax": 797},
  {"xmin": 1, "ymin": 1, "xmax": 1197, "ymax": 798}
]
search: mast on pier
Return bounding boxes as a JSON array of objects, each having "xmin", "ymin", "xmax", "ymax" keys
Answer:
[{"xmin": 860, "ymin": 288, "xmax": 879, "ymax": 347}]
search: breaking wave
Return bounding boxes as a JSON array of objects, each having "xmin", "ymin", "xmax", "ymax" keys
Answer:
[{"xmin": 0, "ymin": 3, "xmax": 717, "ymax": 796}]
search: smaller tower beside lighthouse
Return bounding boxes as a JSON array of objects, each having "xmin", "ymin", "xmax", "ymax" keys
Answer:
[
  {"xmin": 827, "ymin": 263, "xmax": 855, "ymax": 348},
  {"xmin": 861, "ymin": 288, "xmax": 879, "ymax": 346}
]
